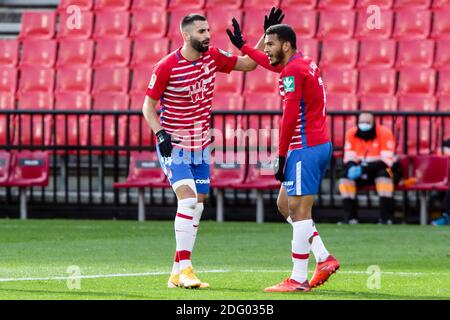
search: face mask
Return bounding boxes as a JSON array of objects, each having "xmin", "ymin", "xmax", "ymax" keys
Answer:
[{"xmin": 358, "ymin": 123, "xmax": 373, "ymax": 132}]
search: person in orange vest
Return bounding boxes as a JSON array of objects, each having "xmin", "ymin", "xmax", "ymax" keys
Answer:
[{"xmin": 338, "ymin": 112, "xmax": 396, "ymax": 224}]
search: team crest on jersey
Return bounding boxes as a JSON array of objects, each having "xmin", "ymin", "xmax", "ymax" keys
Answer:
[
  {"xmin": 149, "ymin": 73, "xmax": 157, "ymax": 89},
  {"xmin": 189, "ymin": 79, "xmax": 206, "ymax": 103},
  {"xmin": 283, "ymin": 76, "xmax": 295, "ymax": 92},
  {"xmin": 219, "ymin": 49, "xmax": 232, "ymax": 57}
]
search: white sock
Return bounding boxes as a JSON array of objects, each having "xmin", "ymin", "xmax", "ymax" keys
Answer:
[
  {"xmin": 191, "ymin": 202, "xmax": 204, "ymax": 253},
  {"xmin": 311, "ymin": 224, "xmax": 330, "ymax": 263},
  {"xmin": 174, "ymin": 198, "xmax": 197, "ymax": 270},
  {"xmin": 171, "ymin": 252, "xmax": 179, "ymax": 275},
  {"xmin": 291, "ymin": 219, "xmax": 314, "ymax": 283}
]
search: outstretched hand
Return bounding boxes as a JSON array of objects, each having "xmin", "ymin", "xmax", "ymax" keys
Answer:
[
  {"xmin": 264, "ymin": 7, "xmax": 285, "ymax": 32},
  {"xmin": 226, "ymin": 18, "xmax": 245, "ymax": 50}
]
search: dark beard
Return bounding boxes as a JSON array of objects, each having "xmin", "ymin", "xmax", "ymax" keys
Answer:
[
  {"xmin": 270, "ymin": 50, "xmax": 284, "ymax": 66},
  {"xmin": 190, "ymin": 38, "xmax": 208, "ymax": 53},
  {"xmin": 355, "ymin": 123, "xmax": 377, "ymax": 141}
]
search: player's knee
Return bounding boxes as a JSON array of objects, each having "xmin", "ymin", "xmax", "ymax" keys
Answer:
[
  {"xmin": 338, "ymin": 178, "xmax": 356, "ymax": 199},
  {"xmin": 375, "ymin": 176, "xmax": 394, "ymax": 198},
  {"xmin": 177, "ymin": 197, "xmax": 198, "ymax": 211},
  {"xmin": 174, "ymin": 180, "xmax": 197, "ymax": 200}
]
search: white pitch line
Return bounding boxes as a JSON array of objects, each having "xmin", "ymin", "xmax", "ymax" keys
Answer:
[{"xmin": 0, "ymin": 269, "xmax": 448, "ymax": 283}]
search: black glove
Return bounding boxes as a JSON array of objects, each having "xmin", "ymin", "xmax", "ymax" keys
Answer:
[
  {"xmin": 226, "ymin": 18, "xmax": 245, "ymax": 50},
  {"xmin": 156, "ymin": 129, "xmax": 173, "ymax": 157},
  {"xmin": 274, "ymin": 156, "xmax": 286, "ymax": 183},
  {"xmin": 264, "ymin": 7, "xmax": 285, "ymax": 32}
]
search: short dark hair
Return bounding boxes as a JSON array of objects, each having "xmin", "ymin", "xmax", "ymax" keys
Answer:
[
  {"xmin": 265, "ymin": 24, "xmax": 297, "ymax": 50},
  {"xmin": 180, "ymin": 14, "xmax": 207, "ymax": 30}
]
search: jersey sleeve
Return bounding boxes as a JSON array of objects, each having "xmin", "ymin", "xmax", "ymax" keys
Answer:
[
  {"xmin": 281, "ymin": 64, "xmax": 304, "ymax": 101},
  {"xmin": 240, "ymin": 44, "xmax": 283, "ymax": 73},
  {"xmin": 210, "ymin": 47, "xmax": 238, "ymax": 74},
  {"xmin": 146, "ymin": 61, "xmax": 171, "ymax": 100}
]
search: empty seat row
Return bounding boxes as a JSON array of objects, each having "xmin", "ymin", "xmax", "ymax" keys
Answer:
[
  {"xmin": 2, "ymin": 38, "xmax": 450, "ymax": 71},
  {"xmin": 1, "ymin": 65, "xmax": 450, "ymax": 99},
  {"xmin": 18, "ymin": 9, "xmax": 450, "ymax": 40},
  {"xmin": 56, "ymin": 0, "xmax": 450, "ymax": 11}
]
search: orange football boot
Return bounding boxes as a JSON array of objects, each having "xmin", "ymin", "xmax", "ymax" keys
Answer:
[
  {"xmin": 309, "ymin": 255, "xmax": 340, "ymax": 288},
  {"xmin": 264, "ymin": 278, "xmax": 310, "ymax": 293}
]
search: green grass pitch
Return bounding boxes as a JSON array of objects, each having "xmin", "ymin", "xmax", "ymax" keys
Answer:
[{"xmin": 0, "ymin": 219, "xmax": 449, "ymax": 300}]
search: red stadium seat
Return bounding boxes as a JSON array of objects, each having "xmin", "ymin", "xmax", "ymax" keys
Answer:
[
  {"xmin": 281, "ymin": 0, "xmax": 318, "ymax": 9},
  {"xmin": 393, "ymin": 10, "xmax": 431, "ymax": 39},
  {"xmin": 0, "ymin": 40, "xmax": 18, "ymax": 67},
  {"xmin": 6, "ymin": 151, "xmax": 50, "ymax": 187},
  {"xmin": 130, "ymin": 67, "xmax": 152, "ymax": 94},
  {"xmin": 209, "ymin": 151, "xmax": 246, "ymax": 188},
  {"xmin": 398, "ymin": 95, "xmax": 436, "ymax": 111},
  {"xmin": 317, "ymin": 0, "xmax": 355, "ymax": 9},
  {"xmin": 242, "ymin": 10, "xmax": 266, "ymax": 37},
  {"xmin": 360, "ymin": 95, "xmax": 397, "ymax": 111},
  {"xmin": 57, "ymin": 11, "xmax": 93, "ymax": 39},
  {"xmin": 58, "ymin": 0, "xmax": 94, "ymax": 11},
  {"xmin": 397, "ymin": 69, "xmax": 436, "ymax": 96},
  {"xmin": 358, "ymin": 68, "xmax": 396, "ymax": 96},
  {"xmin": 320, "ymin": 39, "xmax": 358, "ymax": 68},
  {"xmin": 431, "ymin": 10, "xmax": 450, "ymax": 39},
  {"xmin": 92, "ymin": 67, "xmax": 130, "ymax": 94},
  {"xmin": 328, "ymin": 112, "xmax": 356, "ymax": 151},
  {"xmin": 93, "ymin": 11, "xmax": 130, "ymax": 39},
  {"xmin": 243, "ymin": 0, "xmax": 280, "ymax": 9},
  {"xmin": 130, "ymin": 93, "xmax": 147, "ymax": 110},
  {"xmin": 54, "ymin": 92, "xmax": 90, "ymax": 147},
  {"xmin": 396, "ymin": 40, "xmax": 434, "ymax": 69},
  {"xmin": 434, "ymin": 40, "xmax": 450, "ymax": 69},
  {"xmin": 355, "ymin": 0, "xmax": 392, "ymax": 9},
  {"xmin": 433, "ymin": 0, "xmax": 450, "ymax": 8},
  {"xmin": 206, "ymin": 8, "xmax": 243, "ymax": 35},
  {"xmin": 94, "ymin": 0, "xmax": 130, "ymax": 11},
  {"xmin": 214, "ymin": 72, "xmax": 244, "ymax": 94},
  {"xmin": 439, "ymin": 96, "xmax": 450, "ymax": 111},
  {"xmin": 18, "ymin": 67, "xmax": 55, "ymax": 94},
  {"xmin": 316, "ymin": 10, "xmax": 355, "ymax": 39},
  {"xmin": 212, "ymin": 93, "xmax": 244, "ymax": 110},
  {"xmin": 168, "ymin": 9, "xmax": 206, "ymax": 38},
  {"xmin": 244, "ymin": 68, "xmax": 279, "ymax": 94},
  {"xmin": 236, "ymin": 152, "xmax": 279, "ymax": 189},
  {"xmin": 398, "ymin": 96, "xmax": 438, "ymax": 154},
  {"xmin": 0, "ymin": 92, "xmax": 15, "ymax": 110},
  {"xmin": 437, "ymin": 69, "xmax": 450, "ymax": 97},
  {"xmin": 283, "ymin": 10, "xmax": 317, "ymax": 39},
  {"xmin": 358, "ymin": 39, "xmax": 396, "ymax": 68},
  {"xmin": 245, "ymin": 93, "xmax": 281, "ymax": 148},
  {"xmin": 206, "ymin": 0, "xmax": 242, "ymax": 8},
  {"xmin": 0, "ymin": 151, "xmax": 11, "ymax": 184},
  {"xmin": 169, "ymin": 0, "xmax": 205, "ymax": 9},
  {"xmin": 55, "ymin": 67, "xmax": 92, "ymax": 93},
  {"xmin": 0, "ymin": 68, "xmax": 17, "ymax": 93},
  {"xmin": 394, "ymin": 0, "xmax": 431, "ymax": 9},
  {"xmin": 132, "ymin": 0, "xmax": 168, "ymax": 9},
  {"xmin": 299, "ymin": 39, "xmax": 319, "ymax": 62},
  {"xmin": 130, "ymin": 9, "xmax": 168, "ymax": 39},
  {"xmin": 18, "ymin": 11, "xmax": 56, "ymax": 40},
  {"xmin": 16, "ymin": 93, "xmax": 53, "ymax": 146},
  {"xmin": 57, "ymin": 40, "xmax": 94, "ymax": 67},
  {"xmin": 20, "ymin": 40, "xmax": 57, "ymax": 68},
  {"xmin": 91, "ymin": 93, "xmax": 129, "ymax": 147},
  {"xmin": 130, "ymin": 38, "xmax": 170, "ymax": 67},
  {"xmin": 326, "ymin": 94, "xmax": 358, "ymax": 111},
  {"xmin": 354, "ymin": 10, "xmax": 393, "ymax": 39},
  {"xmin": 0, "ymin": 93, "xmax": 15, "ymax": 145},
  {"xmin": 321, "ymin": 68, "xmax": 358, "ymax": 95},
  {"xmin": 93, "ymin": 39, "xmax": 131, "ymax": 67}
]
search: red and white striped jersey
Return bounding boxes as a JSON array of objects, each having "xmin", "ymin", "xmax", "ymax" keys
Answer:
[{"xmin": 146, "ymin": 47, "xmax": 238, "ymax": 150}]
